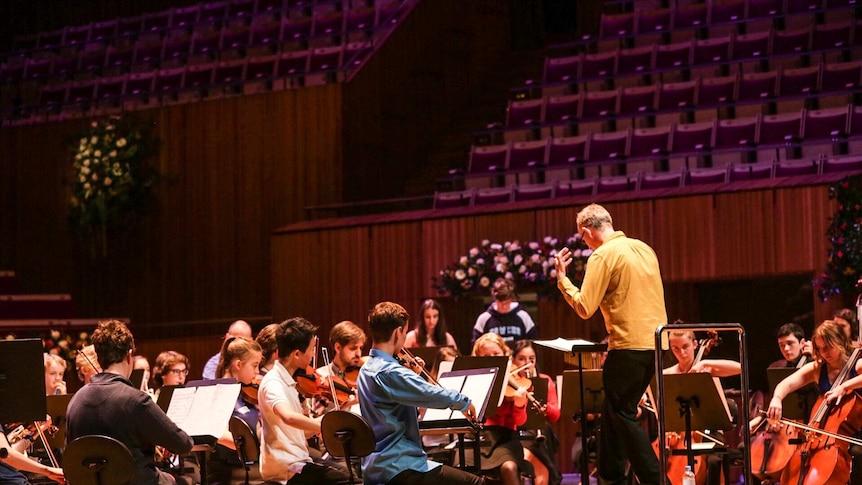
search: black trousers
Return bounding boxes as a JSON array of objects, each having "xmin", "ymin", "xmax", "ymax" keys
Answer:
[
  {"xmin": 599, "ymin": 350, "xmax": 662, "ymax": 485},
  {"xmin": 388, "ymin": 465, "xmax": 485, "ymax": 485},
  {"xmin": 286, "ymin": 462, "xmax": 351, "ymax": 485}
]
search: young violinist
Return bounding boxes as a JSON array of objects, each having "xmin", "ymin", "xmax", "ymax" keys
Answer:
[
  {"xmin": 404, "ymin": 299, "xmax": 458, "ymax": 350},
  {"xmin": 662, "ymin": 330, "xmax": 740, "ymax": 485},
  {"xmin": 257, "ymin": 317, "xmax": 351, "ymax": 485},
  {"xmin": 511, "ymin": 340, "xmax": 561, "ymax": 485},
  {"xmin": 357, "ymin": 301, "xmax": 483, "ymax": 485},
  {"xmin": 74, "ymin": 344, "xmax": 100, "ymax": 385},
  {"xmin": 316, "ymin": 320, "xmax": 366, "ymax": 410},
  {"xmin": 769, "ymin": 323, "xmax": 813, "ymax": 369},
  {"xmin": 0, "ymin": 430, "xmax": 64, "ymax": 485},
  {"xmin": 470, "ymin": 333, "xmax": 533, "ymax": 485},
  {"xmin": 256, "ymin": 323, "xmax": 280, "ymax": 376},
  {"xmin": 209, "ymin": 336, "xmax": 263, "ymax": 484},
  {"xmin": 767, "ymin": 319, "xmax": 862, "ymax": 485},
  {"xmin": 152, "ymin": 351, "xmax": 190, "ymax": 401},
  {"xmin": 43, "ymin": 354, "xmax": 67, "ymax": 396}
]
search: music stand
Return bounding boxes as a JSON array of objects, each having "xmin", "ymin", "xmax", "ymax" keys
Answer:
[
  {"xmin": 766, "ymin": 368, "xmax": 817, "ymax": 420},
  {"xmin": 46, "ymin": 394, "xmax": 73, "ymax": 450},
  {"xmin": 321, "ymin": 411, "xmax": 376, "ymax": 485},
  {"xmin": 560, "ymin": 370, "xmax": 604, "ymax": 419},
  {"xmin": 0, "ymin": 339, "xmax": 47, "ymax": 424},
  {"xmin": 523, "ymin": 377, "xmax": 549, "ymax": 430},
  {"xmin": 662, "ymin": 373, "xmax": 733, "ymax": 470},
  {"xmin": 452, "ymin": 356, "xmax": 510, "ymax": 417},
  {"xmin": 63, "ymin": 435, "xmax": 134, "ymax": 485}
]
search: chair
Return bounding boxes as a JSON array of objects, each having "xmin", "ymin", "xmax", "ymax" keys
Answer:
[
  {"xmin": 506, "ymin": 98, "xmax": 543, "ymax": 130},
  {"xmin": 599, "ymin": 12, "xmax": 635, "ymax": 39},
  {"xmin": 693, "ymin": 36, "xmax": 731, "ymax": 66},
  {"xmin": 142, "ymin": 11, "xmax": 171, "ymax": 33},
  {"xmin": 654, "ymin": 40, "xmax": 692, "ymax": 72},
  {"xmin": 124, "ymin": 71, "xmax": 155, "ymax": 97},
  {"xmin": 64, "ymin": 435, "xmax": 134, "ymax": 485},
  {"xmin": 630, "ymin": 125, "xmax": 671, "ymax": 166},
  {"xmin": 433, "ymin": 189, "xmax": 474, "ymax": 209},
  {"xmin": 547, "ymin": 135, "xmax": 587, "ymax": 179},
  {"xmin": 229, "ymin": 416, "xmax": 261, "ymax": 485},
  {"xmin": 736, "ymin": 71, "xmax": 777, "ymax": 103},
  {"xmin": 618, "ymin": 84, "xmax": 656, "ymax": 117},
  {"xmin": 822, "ymin": 155, "xmax": 862, "ymax": 173},
  {"xmin": 811, "ymin": 20, "xmax": 851, "ymax": 52},
  {"xmin": 346, "ymin": 7, "xmax": 377, "ymax": 34},
  {"xmin": 228, "ymin": 0, "xmax": 257, "ymax": 23},
  {"xmin": 778, "ymin": 65, "xmax": 820, "ymax": 97},
  {"xmin": 748, "ymin": 0, "xmax": 784, "ymax": 19},
  {"xmin": 343, "ymin": 41, "xmax": 372, "ymax": 70},
  {"xmin": 543, "ymin": 94, "xmax": 579, "ymax": 126},
  {"xmin": 686, "ymin": 167, "xmax": 727, "ymax": 185},
  {"xmin": 588, "ymin": 131, "xmax": 629, "ymax": 176},
  {"xmin": 713, "ymin": 117, "xmax": 759, "ymax": 163},
  {"xmin": 321, "ymin": 411, "xmax": 375, "ymax": 485},
  {"xmin": 65, "ymin": 24, "xmax": 92, "ymax": 47},
  {"xmin": 774, "ymin": 159, "xmax": 821, "ymax": 176},
  {"xmin": 67, "ymin": 79, "xmax": 97, "ymax": 107},
  {"xmin": 728, "ymin": 162, "xmax": 774, "ymax": 181},
  {"xmin": 580, "ymin": 89, "xmax": 619, "ymax": 119},
  {"xmin": 200, "ymin": 1, "xmax": 228, "ymax": 24},
  {"xmin": 658, "ymin": 80, "xmax": 696, "ymax": 112},
  {"xmin": 732, "ymin": 30, "xmax": 771, "ymax": 61},
  {"xmin": 709, "ymin": 0, "xmax": 746, "ymax": 24},
  {"xmin": 162, "ymin": 36, "xmax": 192, "ymax": 66},
  {"xmin": 759, "ymin": 112, "xmax": 803, "ymax": 147},
  {"xmin": 617, "ymin": 45, "xmax": 654, "ymax": 76},
  {"xmin": 91, "ymin": 19, "xmax": 118, "ymax": 42},
  {"xmin": 674, "ymin": 4, "xmax": 708, "ymax": 30},
  {"xmin": 822, "ymin": 60, "xmax": 862, "ymax": 93},
  {"xmin": 249, "ymin": 19, "xmax": 282, "ymax": 53},
  {"xmin": 468, "ymin": 144, "xmax": 509, "ymax": 178},
  {"xmin": 771, "ymin": 27, "xmax": 811, "ymax": 57},
  {"xmin": 508, "ymin": 139, "xmax": 548, "ymax": 173},
  {"xmin": 171, "ymin": 5, "xmax": 201, "ymax": 29},
  {"xmin": 555, "ymin": 179, "xmax": 595, "ymax": 197},
  {"xmin": 636, "ymin": 8, "xmax": 671, "ymax": 35},
  {"xmin": 639, "ymin": 171, "xmax": 683, "ymax": 190},
  {"xmin": 474, "ymin": 186, "xmax": 514, "ymax": 205},
  {"xmin": 95, "ymin": 75, "xmax": 126, "ymax": 106},
  {"xmin": 543, "ymin": 55, "xmax": 580, "ymax": 85},
  {"xmin": 580, "ymin": 51, "xmax": 617, "ymax": 81},
  {"xmin": 671, "ymin": 121, "xmax": 714, "ymax": 155},
  {"xmin": 596, "ymin": 175, "xmax": 637, "ymax": 193},
  {"xmin": 514, "ymin": 183, "xmax": 554, "ymax": 202}
]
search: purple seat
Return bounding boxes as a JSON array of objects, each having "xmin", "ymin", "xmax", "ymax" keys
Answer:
[
  {"xmin": 474, "ymin": 187, "xmax": 513, "ymax": 205},
  {"xmin": 257, "ymin": 0, "xmax": 285, "ymax": 15},
  {"xmin": 124, "ymin": 71, "xmax": 155, "ymax": 96},
  {"xmin": 469, "ymin": 144, "xmax": 509, "ymax": 174},
  {"xmin": 728, "ymin": 163, "xmax": 773, "ymax": 181},
  {"xmin": 671, "ymin": 121, "xmax": 714, "ymax": 154},
  {"xmin": 636, "ymin": 8, "xmax": 671, "ymax": 35},
  {"xmin": 544, "ymin": 55, "xmax": 580, "ymax": 84},
  {"xmin": 693, "ymin": 36, "xmax": 731, "ymax": 65},
  {"xmin": 748, "ymin": 0, "xmax": 784, "ymax": 19},
  {"xmin": 822, "ymin": 156, "xmax": 862, "ymax": 173},
  {"xmin": 848, "ymin": 105, "xmax": 862, "ymax": 137},
  {"xmin": 65, "ymin": 25, "xmax": 91, "ymax": 46},
  {"xmin": 277, "ymin": 50, "xmax": 309, "ymax": 76},
  {"xmin": 580, "ymin": 89, "xmax": 619, "ymax": 119},
  {"xmin": 654, "ymin": 41, "xmax": 692, "ymax": 71},
  {"xmin": 698, "ymin": 75, "xmax": 736, "ymax": 106},
  {"xmin": 675, "ymin": 4, "xmax": 708, "ymax": 29},
  {"xmin": 732, "ymin": 31, "xmax": 770, "ymax": 61},
  {"xmin": 630, "ymin": 126, "xmax": 671, "ymax": 159},
  {"xmin": 308, "ymin": 46, "xmax": 341, "ymax": 71},
  {"xmin": 281, "ymin": 17, "xmax": 313, "ymax": 43},
  {"xmin": 105, "ymin": 46, "xmax": 134, "ymax": 72},
  {"xmin": 40, "ymin": 84, "xmax": 67, "ymax": 112},
  {"xmin": 154, "ymin": 67, "xmax": 185, "ymax": 95},
  {"xmin": 142, "ymin": 12, "xmax": 171, "ymax": 33},
  {"xmin": 544, "ymin": 94, "xmax": 580, "ymax": 125},
  {"xmin": 771, "ymin": 27, "xmax": 811, "ymax": 56},
  {"xmin": 759, "ymin": 112, "xmax": 803, "ymax": 147},
  {"xmin": 183, "ymin": 64, "xmax": 214, "ymax": 89},
  {"xmin": 599, "ymin": 12, "xmax": 635, "ymax": 39},
  {"xmin": 24, "ymin": 59, "xmax": 53, "ymax": 82},
  {"xmin": 618, "ymin": 85, "xmax": 656, "ymax": 117},
  {"xmin": 0, "ymin": 63, "xmax": 24, "ymax": 84},
  {"xmin": 78, "ymin": 48, "xmax": 106, "ymax": 74},
  {"xmin": 736, "ymin": 71, "xmax": 777, "ymax": 102},
  {"xmin": 713, "ymin": 117, "xmax": 758, "ymax": 153},
  {"xmin": 513, "ymin": 183, "xmax": 554, "ymax": 202},
  {"xmin": 162, "ymin": 37, "xmax": 191, "ymax": 64},
  {"xmin": 91, "ymin": 19, "xmax": 118, "ymax": 42},
  {"xmin": 506, "ymin": 99, "xmax": 543, "ymax": 129},
  {"xmin": 346, "ymin": 7, "xmax": 376, "ymax": 32},
  {"xmin": 778, "ymin": 65, "xmax": 820, "ymax": 97},
  {"xmin": 639, "ymin": 171, "xmax": 683, "ymax": 189},
  {"xmin": 508, "ymin": 140, "xmax": 548, "ymax": 172},
  {"xmin": 659, "ymin": 80, "xmax": 696, "ymax": 111},
  {"xmin": 822, "ymin": 61, "xmax": 862, "ymax": 92},
  {"xmin": 580, "ymin": 51, "xmax": 617, "ymax": 80},
  {"xmin": 132, "ymin": 41, "xmax": 163, "ymax": 68},
  {"xmin": 246, "ymin": 55, "xmax": 277, "ymax": 80},
  {"xmin": 228, "ymin": 0, "xmax": 256, "ymax": 21},
  {"xmin": 617, "ymin": 45, "xmax": 654, "ymax": 76},
  {"xmin": 67, "ymin": 80, "xmax": 97, "ymax": 105},
  {"xmin": 38, "ymin": 29, "xmax": 65, "ymax": 49},
  {"xmin": 343, "ymin": 42, "xmax": 372, "ymax": 69},
  {"xmin": 588, "ymin": 131, "xmax": 629, "ymax": 168},
  {"xmin": 774, "ymin": 160, "xmax": 821, "ymax": 176},
  {"xmin": 596, "ymin": 175, "xmax": 637, "ymax": 193},
  {"xmin": 95, "ymin": 75, "xmax": 125, "ymax": 102},
  {"xmin": 171, "ymin": 5, "xmax": 201, "ymax": 29},
  {"xmin": 191, "ymin": 33, "xmax": 222, "ymax": 58},
  {"xmin": 686, "ymin": 167, "xmax": 727, "ymax": 185},
  {"xmin": 433, "ymin": 190, "xmax": 473, "ymax": 209},
  {"xmin": 221, "ymin": 26, "xmax": 251, "ymax": 52},
  {"xmin": 786, "ymin": 0, "xmax": 822, "ymax": 14},
  {"xmin": 313, "ymin": 11, "xmax": 344, "ymax": 37},
  {"xmin": 200, "ymin": 2, "xmax": 228, "ymax": 24},
  {"xmin": 249, "ymin": 20, "xmax": 282, "ymax": 50},
  {"xmin": 117, "ymin": 17, "xmax": 143, "ymax": 38},
  {"xmin": 811, "ymin": 21, "xmax": 851, "ymax": 52},
  {"xmin": 52, "ymin": 56, "xmax": 78, "ymax": 80},
  {"xmin": 555, "ymin": 179, "xmax": 595, "ymax": 197},
  {"xmin": 214, "ymin": 61, "xmax": 245, "ymax": 85},
  {"xmin": 547, "ymin": 136, "xmax": 587, "ymax": 167},
  {"xmin": 710, "ymin": 0, "xmax": 745, "ymax": 24},
  {"xmin": 803, "ymin": 106, "xmax": 849, "ymax": 141}
]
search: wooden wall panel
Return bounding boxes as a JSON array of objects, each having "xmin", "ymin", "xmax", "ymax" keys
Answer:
[{"xmin": 652, "ymin": 196, "xmax": 717, "ymax": 281}]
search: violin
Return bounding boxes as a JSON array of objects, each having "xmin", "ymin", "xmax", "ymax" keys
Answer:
[
  {"xmin": 240, "ymin": 377, "xmax": 261, "ymax": 406},
  {"xmin": 294, "ymin": 366, "xmax": 326, "ymax": 399}
]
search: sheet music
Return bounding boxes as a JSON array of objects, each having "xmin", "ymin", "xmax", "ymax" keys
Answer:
[
  {"xmin": 420, "ymin": 368, "xmax": 498, "ymax": 425},
  {"xmin": 422, "ymin": 375, "xmax": 466, "ymax": 422},
  {"xmin": 533, "ymin": 337, "xmax": 597, "ymax": 353},
  {"xmin": 165, "ymin": 383, "xmax": 240, "ymax": 438}
]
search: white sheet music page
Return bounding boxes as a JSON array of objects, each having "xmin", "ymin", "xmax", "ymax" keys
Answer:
[
  {"xmin": 533, "ymin": 337, "xmax": 597, "ymax": 353},
  {"xmin": 165, "ymin": 383, "xmax": 241, "ymax": 438},
  {"xmin": 422, "ymin": 375, "xmax": 467, "ymax": 421}
]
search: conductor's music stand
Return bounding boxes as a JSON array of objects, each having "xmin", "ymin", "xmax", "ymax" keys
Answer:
[
  {"xmin": 662, "ymin": 373, "xmax": 733, "ymax": 470},
  {"xmin": 63, "ymin": 435, "xmax": 134, "ymax": 485},
  {"xmin": 321, "ymin": 411, "xmax": 375, "ymax": 485}
]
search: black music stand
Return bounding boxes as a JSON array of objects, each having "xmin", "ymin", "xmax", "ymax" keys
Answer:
[
  {"xmin": 46, "ymin": 394, "xmax": 74, "ymax": 450},
  {"xmin": 64, "ymin": 435, "xmax": 134, "ymax": 485},
  {"xmin": 663, "ymin": 373, "xmax": 733, "ymax": 470},
  {"xmin": 0, "ymin": 339, "xmax": 47, "ymax": 424},
  {"xmin": 560, "ymin": 370, "xmax": 604, "ymax": 420},
  {"xmin": 321, "ymin": 411, "xmax": 376, "ymax": 485},
  {"xmin": 522, "ymin": 377, "xmax": 549, "ymax": 430}
]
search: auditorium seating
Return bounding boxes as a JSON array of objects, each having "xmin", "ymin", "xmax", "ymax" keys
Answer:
[{"xmin": 0, "ymin": 0, "xmax": 414, "ymax": 122}]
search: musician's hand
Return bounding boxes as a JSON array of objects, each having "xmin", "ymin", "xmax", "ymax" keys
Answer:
[
  {"xmin": 461, "ymin": 403, "xmax": 478, "ymax": 424},
  {"xmin": 824, "ymin": 384, "xmax": 848, "ymax": 405},
  {"xmin": 689, "ymin": 361, "xmax": 711, "ymax": 374},
  {"xmin": 554, "ymin": 248, "xmax": 572, "ymax": 282},
  {"xmin": 43, "ymin": 466, "xmax": 64, "ymax": 484},
  {"xmin": 413, "ymin": 356, "xmax": 426, "ymax": 369},
  {"xmin": 514, "ymin": 387, "xmax": 529, "ymax": 408},
  {"xmin": 800, "ymin": 340, "xmax": 813, "ymax": 357},
  {"xmin": 766, "ymin": 397, "xmax": 783, "ymax": 420},
  {"xmin": 51, "ymin": 381, "xmax": 66, "ymax": 395}
]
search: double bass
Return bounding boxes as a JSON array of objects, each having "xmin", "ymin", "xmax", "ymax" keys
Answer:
[{"xmin": 781, "ymin": 348, "xmax": 862, "ymax": 485}]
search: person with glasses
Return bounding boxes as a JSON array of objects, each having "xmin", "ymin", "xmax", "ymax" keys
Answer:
[
  {"xmin": 66, "ymin": 320, "xmax": 193, "ymax": 485},
  {"xmin": 153, "ymin": 351, "xmax": 190, "ymax": 399}
]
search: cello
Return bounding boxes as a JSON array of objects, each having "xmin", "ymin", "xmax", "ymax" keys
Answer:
[{"xmin": 781, "ymin": 347, "xmax": 862, "ymax": 485}]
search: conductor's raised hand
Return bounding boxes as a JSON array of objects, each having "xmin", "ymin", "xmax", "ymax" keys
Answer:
[{"xmin": 554, "ymin": 247, "xmax": 572, "ymax": 281}]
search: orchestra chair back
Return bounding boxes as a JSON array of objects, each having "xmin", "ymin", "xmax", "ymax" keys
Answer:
[
  {"xmin": 63, "ymin": 435, "xmax": 134, "ymax": 485},
  {"xmin": 228, "ymin": 416, "xmax": 262, "ymax": 485},
  {"xmin": 321, "ymin": 410, "xmax": 375, "ymax": 485}
]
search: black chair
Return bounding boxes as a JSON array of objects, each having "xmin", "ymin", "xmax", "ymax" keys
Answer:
[
  {"xmin": 229, "ymin": 416, "xmax": 261, "ymax": 485},
  {"xmin": 63, "ymin": 435, "xmax": 134, "ymax": 485},
  {"xmin": 320, "ymin": 411, "xmax": 375, "ymax": 485}
]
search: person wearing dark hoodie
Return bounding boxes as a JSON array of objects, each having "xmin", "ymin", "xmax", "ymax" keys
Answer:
[{"xmin": 472, "ymin": 277, "xmax": 537, "ymax": 346}]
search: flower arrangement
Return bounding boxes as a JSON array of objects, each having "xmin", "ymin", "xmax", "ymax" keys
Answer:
[
  {"xmin": 432, "ymin": 234, "xmax": 591, "ymax": 299},
  {"xmin": 816, "ymin": 175, "xmax": 862, "ymax": 301},
  {"xmin": 68, "ymin": 115, "xmax": 157, "ymax": 257}
]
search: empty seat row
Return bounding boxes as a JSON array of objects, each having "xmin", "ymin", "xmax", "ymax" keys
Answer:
[
  {"xmin": 496, "ymin": 60, "xmax": 861, "ymax": 136},
  {"xmin": 9, "ymin": 0, "xmax": 384, "ymax": 54},
  {"xmin": 467, "ymin": 105, "xmax": 862, "ymax": 179},
  {"xmin": 5, "ymin": 43, "xmax": 370, "ymax": 120},
  {"xmin": 537, "ymin": 20, "xmax": 861, "ymax": 92},
  {"xmin": 435, "ymin": 155, "xmax": 862, "ymax": 208},
  {"xmin": 596, "ymin": 0, "xmax": 858, "ymax": 43}
]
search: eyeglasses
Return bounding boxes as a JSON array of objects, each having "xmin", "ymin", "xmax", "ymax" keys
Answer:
[
  {"xmin": 579, "ymin": 227, "xmax": 587, "ymax": 240},
  {"xmin": 167, "ymin": 368, "xmax": 189, "ymax": 376}
]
